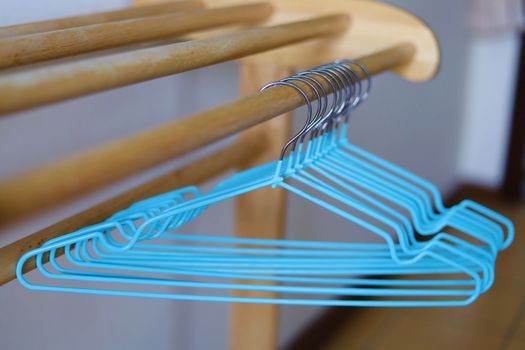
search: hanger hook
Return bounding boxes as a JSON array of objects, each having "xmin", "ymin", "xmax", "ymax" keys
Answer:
[
  {"xmin": 261, "ymin": 80, "xmax": 314, "ymax": 160},
  {"xmin": 336, "ymin": 59, "xmax": 371, "ymax": 105}
]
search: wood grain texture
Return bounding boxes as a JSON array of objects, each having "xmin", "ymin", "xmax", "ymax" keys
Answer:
[
  {"xmin": 0, "ymin": 1, "xmax": 205, "ymax": 38},
  {"xmin": 0, "ymin": 3, "xmax": 273, "ymax": 69},
  {"xmin": 229, "ymin": 64, "xmax": 293, "ymax": 350},
  {"xmin": 207, "ymin": 0, "xmax": 440, "ymax": 82},
  {"xmin": 0, "ymin": 44, "xmax": 413, "ymax": 227},
  {"xmin": 0, "ymin": 14, "xmax": 349, "ymax": 115},
  {"xmin": 0, "ymin": 139, "xmax": 263, "ymax": 286}
]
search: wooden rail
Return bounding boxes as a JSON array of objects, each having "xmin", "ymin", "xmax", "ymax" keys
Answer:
[
  {"xmin": 0, "ymin": 138, "xmax": 263, "ymax": 286},
  {"xmin": 0, "ymin": 2, "xmax": 440, "ymax": 350},
  {"xmin": 230, "ymin": 62, "xmax": 293, "ymax": 350},
  {"xmin": 0, "ymin": 44, "xmax": 415, "ymax": 226},
  {"xmin": 0, "ymin": 0, "xmax": 205, "ymax": 38},
  {"xmin": 0, "ymin": 14, "xmax": 349, "ymax": 115},
  {"xmin": 0, "ymin": 3, "xmax": 440, "ymax": 350},
  {"xmin": 0, "ymin": 3, "xmax": 273, "ymax": 69}
]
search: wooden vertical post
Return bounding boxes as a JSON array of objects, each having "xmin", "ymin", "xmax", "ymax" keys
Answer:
[{"xmin": 229, "ymin": 63, "xmax": 293, "ymax": 350}]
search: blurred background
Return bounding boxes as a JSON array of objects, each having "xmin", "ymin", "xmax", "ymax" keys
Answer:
[{"xmin": 0, "ymin": 0, "xmax": 523, "ymax": 349}]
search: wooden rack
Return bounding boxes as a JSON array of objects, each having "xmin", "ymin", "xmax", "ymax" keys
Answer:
[{"xmin": 0, "ymin": 1, "xmax": 440, "ymax": 349}]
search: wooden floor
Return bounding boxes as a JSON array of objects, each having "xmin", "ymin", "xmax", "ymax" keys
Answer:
[{"xmin": 288, "ymin": 188, "xmax": 525, "ymax": 350}]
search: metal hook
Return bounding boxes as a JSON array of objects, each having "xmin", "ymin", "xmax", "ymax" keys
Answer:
[
  {"xmin": 336, "ymin": 59, "xmax": 371, "ymax": 105},
  {"xmin": 298, "ymin": 70, "xmax": 335, "ymax": 134},
  {"xmin": 281, "ymin": 75, "xmax": 325, "ymax": 144},
  {"xmin": 306, "ymin": 67, "xmax": 343, "ymax": 133},
  {"xmin": 261, "ymin": 58, "xmax": 371, "ymax": 161},
  {"xmin": 330, "ymin": 62, "xmax": 361, "ymax": 111},
  {"xmin": 260, "ymin": 80, "xmax": 313, "ymax": 160},
  {"xmin": 324, "ymin": 63, "xmax": 356, "ymax": 113},
  {"xmin": 308, "ymin": 65, "xmax": 349, "ymax": 133}
]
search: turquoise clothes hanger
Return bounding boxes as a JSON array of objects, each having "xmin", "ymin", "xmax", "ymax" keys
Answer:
[
  {"xmin": 306, "ymin": 61, "xmax": 512, "ymax": 256},
  {"xmin": 17, "ymin": 59, "xmax": 512, "ymax": 306},
  {"xmin": 282, "ymin": 63, "xmax": 504, "ymax": 268},
  {"xmin": 335, "ymin": 135, "xmax": 514, "ymax": 249},
  {"xmin": 18, "ymin": 229, "xmax": 484, "ymax": 307},
  {"xmin": 332, "ymin": 65, "xmax": 513, "ymax": 248},
  {"xmin": 16, "ymin": 155, "xmax": 490, "ymax": 305},
  {"xmin": 14, "ymin": 61, "xmax": 500, "ymax": 304},
  {"xmin": 19, "ymin": 165, "xmax": 488, "ymax": 306}
]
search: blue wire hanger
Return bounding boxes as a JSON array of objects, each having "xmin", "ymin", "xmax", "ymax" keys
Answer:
[{"xmin": 17, "ymin": 60, "xmax": 514, "ymax": 307}]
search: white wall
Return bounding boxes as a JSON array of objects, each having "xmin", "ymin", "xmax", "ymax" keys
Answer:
[
  {"xmin": 0, "ymin": 0, "xmax": 519, "ymax": 349},
  {"xmin": 457, "ymin": 32, "xmax": 520, "ymax": 188}
]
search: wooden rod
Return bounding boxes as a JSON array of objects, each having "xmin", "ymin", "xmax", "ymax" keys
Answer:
[
  {"xmin": 0, "ymin": 1, "xmax": 205, "ymax": 38},
  {"xmin": 0, "ymin": 44, "xmax": 415, "ymax": 227},
  {"xmin": 0, "ymin": 3, "xmax": 274, "ymax": 69},
  {"xmin": 230, "ymin": 63, "xmax": 293, "ymax": 350},
  {"xmin": 0, "ymin": 14, "xmax": 349, "ymax": 116},
  {"xmin": 0, "ymin": 138, "xmax": 264, "ymax": 286}
]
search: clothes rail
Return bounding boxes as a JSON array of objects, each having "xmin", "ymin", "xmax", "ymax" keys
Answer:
[
  {"xmin": 0, "ymin": 45, "xmax": 414, "ymax": 226},
  {"xmin": 0, "ymin": 138, "xmax": 264, "ymax": 286},
  {"xmin": 0, "ymin": 3, "xmax": 273, "ymax": 69},
  {"xmin": 0, "ymin": 14, "xmax": 348, "ymax": 116},
  {"xmin": 0, "ymin": 0, "xmax": 205, "ymax": 38},
  {"xmin": 0, "ymin": 2, "xmax": 443, "ymax": 350}
]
